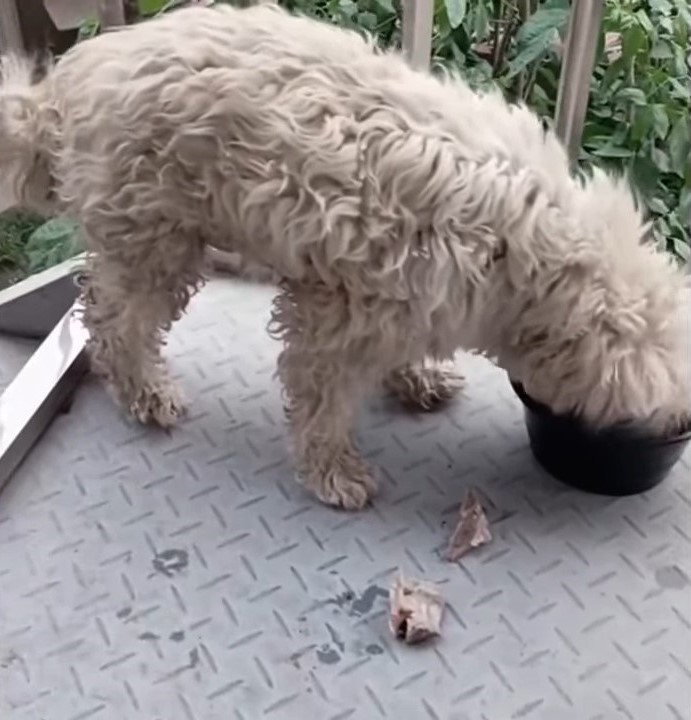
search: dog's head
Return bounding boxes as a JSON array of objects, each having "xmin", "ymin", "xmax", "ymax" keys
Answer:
[
  {"xmin": 509, "ymin": 171, "xmax": 690, "ymax": 435},
  {"xmin": 0, "ymin": 55, "xmax": 48, "ymax": 213}
]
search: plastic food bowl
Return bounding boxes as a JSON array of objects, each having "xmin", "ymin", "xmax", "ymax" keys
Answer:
[{"xmin": 511, "ymin": 381, "xmax": 691, "ymax": 496}]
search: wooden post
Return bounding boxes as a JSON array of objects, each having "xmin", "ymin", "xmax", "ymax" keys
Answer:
[{"xmin": 0, "ymin": 0, "xmax": 25, "ymax": 52}]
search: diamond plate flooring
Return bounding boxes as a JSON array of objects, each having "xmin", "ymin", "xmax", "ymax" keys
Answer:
[{"xmin": 1, "ymin": 279, "xmax": 690, "ymax": 720}]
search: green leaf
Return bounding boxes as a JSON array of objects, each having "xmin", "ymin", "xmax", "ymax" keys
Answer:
[
  {"xmin": 647, "ymin": 195, "xmax": 670, "ymax": 214},
  {"xmin": 635, "ymin": 9, "xmax": 654, "ymax": 33},
  {"xmin": 631, "ymin": 154, "xmax": 659, "ymax": 192},
  {"xmin": 443, "ymin": 0, "xmax": 467, "ymax": 29},
  {"xmin": 651, "ymin": 104, "xmax": 670, "ymax": 140},
  {"xmin": 507, "ymin": 34, "xmax": 554, "ymax": 77},
  {"xmin": 591, "ymin": 145, "xmax": 635, "ymax": 158},
  {"xmin": 449, "ymin": 40, "xmax": 467, "ymax": 66},
  {"xmin": 137, "ymin": 0, "xmax": 169, "ymax": 16},
  {"xmin": 77, "ymin": 17, "xmax": 100, "ymax": 41},
  {"xmin": 373, "ymin": 0, "xmax": 395, "ymax": 14},
  {"xmin": 630, "ymin": 106, "xmax": 653, "ymax": 142},
  {"xmin": 677, "ymin": 2, "xmax": 691, "ymax": 29},
  {"xmin": 507, "ymin": 7, "xmax": 569, "ymax": 77},
  {"xmin": 600, "ymin": 56, "xmax": 626, "ymax": 92},
  {"xmin": 338, "ymin": 0, "xmax": 357, "ymax": 18},
  {"xmin": 651, "ymin": 147, "xmax": 671, "ymax": 172},
  {"xmin": 650, "ymin": 40, "xmax": 674, "ymax": 59},
  {"xmin": 680, "ymin": 186, "xmax": 691, "ymax": 216},
  {"xmin": 674, "ymin": 45, "xmax": 688, "ymax": 79},
  {"xmin": 433, "ymin": 0, "xmax": 453, "ymax": 38},
  {"xmin": 516, "ymin": 7, "xmax": 570, "ymax": 45},
  {"xmin": 668, "ymin": 117, "xmax": 690, "ymax": 177},
  {"xmin": 471, "ymin": 1, "xmax": 490, "ymax": 40},
  {"xmin": 668, "ymin": 77, "xmax": 690, "ymax": 101},
  {"xmin": 357, "ymin": 11, "xmax": 378, "ymax": 30},
  {"xmin": 673, "ymin": 236, "xmax": 690, "ymax": 261},
  {"xmin": 616, "ymin": 87, "xmax": 648, "ymax": 106},
  {"xmin": 659, "ymin": 16, "xmax": 674, "ymax": 34},
  {"xmin": 24, "ymin": 218, "xmax": 80, "ymax": 274},
  {"xmin": 649, "ymin": 0, "xmax": 673, "ymax": 16},
  {"xmin": 621, "ymin": 25, "xmax": 646, "ymax": 60}
]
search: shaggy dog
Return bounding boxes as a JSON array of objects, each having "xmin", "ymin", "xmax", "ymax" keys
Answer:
[{"xmin": 0, "ymin": 5, "xmax": 688, "ymax": 509}]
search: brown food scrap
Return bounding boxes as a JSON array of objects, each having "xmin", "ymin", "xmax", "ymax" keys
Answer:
[
  {"xmin": 446, "ymin": 488, "xmax": 492, "ymax": 562},
  {"xmin": 389, "ymin": 575, "xmax": 445, "ymax": 644}
]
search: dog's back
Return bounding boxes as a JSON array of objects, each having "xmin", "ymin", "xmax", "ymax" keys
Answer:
[
  {"xmin": 37, "ymin": 5, "xmax": 493, "ymax": 286},
  {"xmin": 3, "ymin": 3, "xmax": 570, "ymax": 282}
]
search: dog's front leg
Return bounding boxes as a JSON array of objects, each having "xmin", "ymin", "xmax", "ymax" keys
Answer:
[
  {"xmin": 271, "ymin": 283, "xmax": 378, "ymax": 510},
  {"xmin": 79, "ymin": 231, "xmax": 205, "ymax": 428}
]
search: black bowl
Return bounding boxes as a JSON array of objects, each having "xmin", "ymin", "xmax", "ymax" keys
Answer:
[{"xmin": 511, "ymin": 381, "xmax": 691, "ymax": 496}]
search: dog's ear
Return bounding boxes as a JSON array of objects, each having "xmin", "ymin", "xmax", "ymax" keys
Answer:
[
  {"xmin": 0, "ymin": 95, "xmax": 31, "ymax": 135},
  {"xmin": 0, "ymin": 55, "xmax": 43, "ymax": 212},
  {"xmin": 0, "ymin": 56, "xmax": 33, "ymax": 151}
]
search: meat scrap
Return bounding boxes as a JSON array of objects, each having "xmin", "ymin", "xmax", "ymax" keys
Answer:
[
  {"xmin": 446, "ymin": 488, "xmax": 492, "ymax": 562},
  {"xmin": 389, "ymin": 575, "xmax": 445, "ymax": 644}
]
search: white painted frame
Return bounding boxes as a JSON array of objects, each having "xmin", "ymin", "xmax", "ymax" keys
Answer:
[{"xmin": 0, "ymin": 305, "xmax": 88, "ymax": 490}]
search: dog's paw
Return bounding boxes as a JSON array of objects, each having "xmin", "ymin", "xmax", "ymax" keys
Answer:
[
  {"xmin": 129, "ymin": 383, "xmax": 187, "ymax": 428},
  {"xmin": 300, "ymin": 452, "xmax": 378, "ymax": 510},
  {"xmin": 386, "ymin": 361, "xmax": 464, "ymax": 411}
]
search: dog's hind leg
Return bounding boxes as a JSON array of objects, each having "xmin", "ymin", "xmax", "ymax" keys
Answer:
[
  {"xmin": 384, "ymin": 359, "xmax": 464, "ymax": 411},
  {"xmin": 79, "ymin": 229, "xmax": 205, "ymax": 428},
  {"xmin": 271, "ymin": 282, "xmax": 379, "ymax": 510}
]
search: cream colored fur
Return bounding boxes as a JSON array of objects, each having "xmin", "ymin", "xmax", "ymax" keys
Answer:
[{"xmin": 1, "ymin": 5, "xmax": 688, "ymax": 508}]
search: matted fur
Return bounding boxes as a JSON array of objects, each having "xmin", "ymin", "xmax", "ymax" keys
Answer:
[{"xmin": 1, "ymin": 5, "xmax": 688, "ymax": 507}]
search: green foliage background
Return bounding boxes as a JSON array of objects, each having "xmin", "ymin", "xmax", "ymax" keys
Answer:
[{"xmin": 1, "ymin": 0, "xmax": 688, "ymax": 288}]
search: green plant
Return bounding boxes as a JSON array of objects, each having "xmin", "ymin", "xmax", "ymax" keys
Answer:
[
  {"xmin": 580, "ymin": 0, "xmax": 690, "ymax": 261},
  {"xmin": 23, "ymin": 218, "xmax": 81, "ymax": 274},
  {"xmin": 0, "ymin": 214, "xmax": 79, "ymax": 286},
  {"xmin": 77, "ymin": 16, "xmax": 100, "ymax": 40},
  {"xmin": 0, "ymin": 213, "xmax": 44, "ymax": 285}
]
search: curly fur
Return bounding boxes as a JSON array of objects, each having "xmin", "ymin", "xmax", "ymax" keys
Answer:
[{"xmin": 1, "ymin": 5, "xmax": 688, "ymax": 508}]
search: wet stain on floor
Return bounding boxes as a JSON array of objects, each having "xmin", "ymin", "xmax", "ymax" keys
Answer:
[
  {"xmin": 316, "ymin": 644, "xmax": 341, "ymax": 665},
  {"xmin": 350, "ymin": 585, "xmax": 388, "ymax": 616},
  {"xmin": 152, "ymin": 549, "xmax": 189, "ymax": 577}
]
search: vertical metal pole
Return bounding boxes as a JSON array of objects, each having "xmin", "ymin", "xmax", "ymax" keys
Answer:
[
  {"xmin": 0, "ymin": 0, "xmax": 24, "ymax": 52},
  {"xmin": 554, "ymin": 0, "xmax": 605, "ymax": 163},
  {"xmin": 98, "ymin": 0, "xmax": 126, "ymax": 27},
  {"xmin": 401, "ymin": 0, "xmax": 434, "ymax": 70}
]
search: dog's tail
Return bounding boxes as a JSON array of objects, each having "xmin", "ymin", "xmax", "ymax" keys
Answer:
[{"xmin": 0, "ymin": 55, "xmax": 48, "ymax": 211}]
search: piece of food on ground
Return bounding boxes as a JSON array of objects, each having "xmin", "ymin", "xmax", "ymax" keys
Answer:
[
  {"xmin": 446, "ymin": 488, "xmax": 492, "ymax": 561},
  {"xmin": 389, "ymin": 574, "xmax": 445, "ymax": 644}
]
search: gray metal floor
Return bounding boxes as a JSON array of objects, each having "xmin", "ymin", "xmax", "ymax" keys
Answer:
[{"xmin": 1, "ymin": 279, "xmax": 690, "ymax": 720}]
